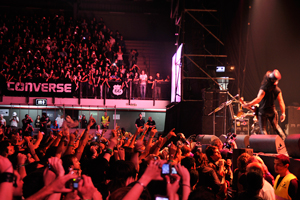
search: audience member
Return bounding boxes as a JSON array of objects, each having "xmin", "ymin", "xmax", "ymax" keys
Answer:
[
  {"xmin": 34, "ymin": 115, "xmax": 41, "ymax": 128},
  {"xmin": 154, "ymin": 72, "xmax": 163, "ymax": 99},
  {"xmin": 40, "ymin": 112, "xmax": 49, "ymax": 136},
  {"xmin": 80, "ymin": 114, "xmax": 88, "ymax": 129},
  {"xmin": 22, "ymin": 114, "xmax": 33, "ymax": 134},
  {"xmin": 135, "ymin": 113, "xmax": 145, "ymax": 129},
  {"xmin": 9, "ymin": 112, "xmax": 19, "ymax": 128},
  {"xmin": 50, "ymin": 120, "xmax": 60, "ymax": 135},
  {"xmin": 246, "ymin": 161, "xmax": 275, "ymax": 200},
  {"xmin": 145, "ymin": 116, "xmax": 156, "ymax": 140},
  {"xmin": 139, "ymin": 70, "xmax": 147, "ymax": 100},
  {"xmin": 0, "ymin": 114, "xmax": 6, "ymax": 127},
  {"xmin": 273, "ymin": 154, "xmax": 298, "ymax": 200},
  {"xmin": 101, "ymin": 112, "xmax": 110, "ymax": 129}
]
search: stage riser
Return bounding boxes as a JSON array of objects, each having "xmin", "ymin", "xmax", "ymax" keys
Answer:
[{"xmin": 194, "ymin": 134, "xmax": 300, "ymax": 156}]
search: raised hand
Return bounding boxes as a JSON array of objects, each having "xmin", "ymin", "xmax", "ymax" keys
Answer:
[
  {"xmin": 47, "ymin": 157, "xmax": 65, "ymax": 177},
  {"xmin": 280, "ymin": 113, "xmax": 286, "ymax": 122},
  {"xmin": 37, "ymin": 131, "xmax": 43, "ymax": 140},
  {"xmin": 174, "ymin": 163, "xmax": 190, "ymax": 185},
  {"xmin": 168, "ymin": 128, "xmax": 176, "ymax": 138},
  {"xmin": 149, "ymin": 127, "xmax": 157, "ymax": 138},
  {"xmin": 87, "ymin": 115, "xmax": 96, "ymax": 127},
  {"xmin": 0, "ymin": 155, "xmax": 13, "ymax": 173},
  {"xmin": 78, "ymin": 175, "xmax": 101, "ymax": 200},
  {"xmin": 48, "ymin": 173, "xmax": 78, "ymax": 193},
  {"xmin": 165, "ymin": 174, "xmax": 181, "ymax": 199},
  {"xmin": 115, "ymin": 124, "xmax": 120, "ymax": 131},
  {"xmin": 118, "ymin": 147, "xmax": 125, "ymax": 160},
  {"xmin": 140, "ymin": 160, "xmax": 163, "ymax": 182},
  {"xmin": 134, "ymin": 140, "xmax": 144, "ymax": 153},
  {"xmin": 168, "ymin": 142, "xmax": 177, "ymax": 158},
  {"xmin": 137, "ymin": 126, "xmax": 144, "ymax": 135}
]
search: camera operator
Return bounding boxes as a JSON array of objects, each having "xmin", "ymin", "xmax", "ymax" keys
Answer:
[
  {"xmin": 211, "ymin": 138, "xmax": 235, "ymax": 185},
  {"xmin": 10, "ymin": 112, "xmax": 19, "ymax": 128}
]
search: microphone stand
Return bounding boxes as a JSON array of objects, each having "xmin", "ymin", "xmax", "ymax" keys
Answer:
[{"xmin": 208, "ymin": 92, "xmax": 237, "ymax": 136}]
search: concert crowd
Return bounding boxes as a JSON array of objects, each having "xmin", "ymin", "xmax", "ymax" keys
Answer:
[
  {"xmin": 0, "ymin": 14, "xmax": 170, "ymax": 99},
  {"xmin": 0, "ymin": 113, "xmax": 299, "ymax": 200}
]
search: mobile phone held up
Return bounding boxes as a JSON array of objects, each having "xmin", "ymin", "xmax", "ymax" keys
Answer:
[
  {"xmin": 66, "ymin": 177, "xmax": 81, "ymax": 189},
  {"xmin": 161, "ymin": 164, "xmax": 177, "ymax": 176},
  {"xmin": 155, "ymin": 196, "xmax": 169, "ymax": 200}
]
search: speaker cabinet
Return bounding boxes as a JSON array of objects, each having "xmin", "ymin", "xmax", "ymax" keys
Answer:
[
  {"xmin": 202, "ymin": 116, "xmax": 224, "ymax": 136},
  {"xmin": 204, "ymin": 91, "xmax": 214, "ymax": 100},
  {"xmin": 249, "ymin": 135, "xmax": 286, "ymax": 154},
  {"xmin": 218, "ymin": 92, "xmax": 227, "ymax": 103},
  {"xmin": 285, "ymin": 134, "xmax": 300, "ymax": 158},
  {"xmin": 196, "ymin": 134, "xmax": 219, "ymax": 145},
  {"xmin": 219, "ymin": 134, "xmax": 250, "ymax": 149},
  {"xmin": 235, "ymin": 135, "xmax": 250, "ymax": 148},
  {"xmin": 288, "ymin": 106, "xmax": 300, "ymax": 135}
]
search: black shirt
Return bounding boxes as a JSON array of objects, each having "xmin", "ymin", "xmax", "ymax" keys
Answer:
[
  {"xmin": 135, "ymin": 118, "xmax": 145, "ymax": 128},
  {"xmin": 22, "ymin": 118, "xmax": 32, "ymax": 131},
  {"xmin": 40, "ymin": 116, "xmax": 49, "ymax": 132},
  {"xmin": 81, "ymin": 119, "xmax": 88, "ymax": 128},
  {"xmin": 147, "ymin": 119, "xmax": 156, "ymax": 129},
  {"xmin": 259, "ymin": 79, "xmax": 281, "ymax": 115}
]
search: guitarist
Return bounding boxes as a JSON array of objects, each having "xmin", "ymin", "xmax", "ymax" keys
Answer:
[{"xmin": 242, "ymin": 69, "xmax": 287, "ymax": 140}]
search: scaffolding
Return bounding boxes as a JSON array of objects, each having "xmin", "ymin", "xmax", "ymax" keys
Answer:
[{"xmin": 171, "ymin": 0, "xmax": 234, "ymax": 101}]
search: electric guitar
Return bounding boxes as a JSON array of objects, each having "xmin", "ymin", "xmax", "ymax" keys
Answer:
[{"xmin": 238, "ymin": 97, "xmax": 258, "ymax": 117}]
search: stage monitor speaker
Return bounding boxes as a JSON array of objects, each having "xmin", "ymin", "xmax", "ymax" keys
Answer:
[
  {"xmin": 235, "ymin": 135, "xmax": 250, "ymax": 148},
  {"xmin": 219, "ymin": 135, "xmax": 227, "ymax": 144},
  {"xmin": 196, "ymin": 134, "xmax": 219, "ymax": 145},
  {"xmin": 285, "ymin": 134, "xmax": 300, "ymax": 158},
  {"xmin": 232, "ymin": 148, "xmax": 253, "ymax": 170},
  {"xmin": 249, "ymin": 135, "xmax": 286, "ymax": 154}
]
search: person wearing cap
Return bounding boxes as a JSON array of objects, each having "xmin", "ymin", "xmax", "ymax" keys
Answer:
[
  {"xmin": 0, "ymin": 114, "xmax": 6, "ymax": 127},
  {"xmin": 9, "ymin": 112, "xmax": 19, "ymax": 128},
  {"xmin": 242, "ymin": 69, "xmax": 287, "ymax": 140}
]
